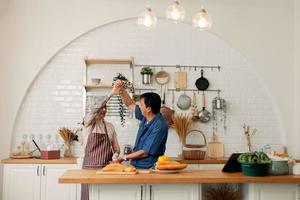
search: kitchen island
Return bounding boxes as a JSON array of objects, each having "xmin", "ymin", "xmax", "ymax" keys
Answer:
[{"xmin": 59, "ymin": 169, "xmax": 300, "ymax": 200}]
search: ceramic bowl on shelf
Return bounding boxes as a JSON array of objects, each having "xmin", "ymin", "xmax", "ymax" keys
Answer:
[
  {"xmin": 91, "ymin": 78, "xmax": 101, "ymax": 85},
  {"xmin": 268, "ymin": 160, "xmax": 289, "ymax": 175}
]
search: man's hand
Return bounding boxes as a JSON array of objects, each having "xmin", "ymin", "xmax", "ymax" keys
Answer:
[
  {"xmin": 116, "ymin": 155, "xmax": 125, "ymax": 163},
  {"xmin": 111, "ymin": 80, "xmax": 124, "ymax": 95}
]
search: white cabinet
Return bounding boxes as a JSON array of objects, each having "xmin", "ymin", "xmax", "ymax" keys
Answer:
[
  {"xmin": 246, "ymin": 183, "xmax": 300, "ymax": 200},
  {"xmin": 89, "ymin": 184, "xmax": 199, "ymax": 200},
  {"xmin": 41, "ymin": 164, "xmax": 77, "ymax": 200},
  {"xmin": 90, "ymin": 184, "xmax": 142, "ymax": 200},
  {"xmin": 3, "ymin": 164, "xmax": 40, "ymax": 200},
  {"xmin": 147, "ymin": 184, "xmax": 199, "ymax": 200},
  {"xmin": 3, "ymin": 164, "xmax": 77, "ymax": 200}
]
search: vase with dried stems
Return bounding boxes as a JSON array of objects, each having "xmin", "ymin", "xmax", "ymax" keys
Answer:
[
  {"xmin": 59, "ymin": 127, "xmax": 79, "ymax": 158},
  {"xmin": 173, "ymin": 114, "xmax": 193, "ymax": 158}
]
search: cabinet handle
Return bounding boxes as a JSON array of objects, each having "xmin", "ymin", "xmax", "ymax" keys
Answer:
[
  {"xmin": 140, "ymin": 185, "xmax": 143, "ymax": 200},
  {"xmin": 149, "ymin": 185, "xmax": 152, "ymax": 200},
  {"xmin": 37, "ymin": 166, "xmax": 40, "ymax": 176},
  {"xmin": 42, "ymin": 166, "xmax": 46, "ymax": 176}
]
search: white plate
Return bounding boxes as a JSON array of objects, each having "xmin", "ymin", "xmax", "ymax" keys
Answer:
[{"xmin": 151, "ymin": 169, "xmax": 182, "ymax": 174}]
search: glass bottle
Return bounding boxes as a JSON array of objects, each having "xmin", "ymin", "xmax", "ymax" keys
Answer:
[{"xmin": 45, "ymin": 134, "xmax": 53, "ymax": 150}]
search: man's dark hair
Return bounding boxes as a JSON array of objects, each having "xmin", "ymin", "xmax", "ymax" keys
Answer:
[{"xmin": 140, "ymin": 92, "xmax": 161, "ymax": 114}]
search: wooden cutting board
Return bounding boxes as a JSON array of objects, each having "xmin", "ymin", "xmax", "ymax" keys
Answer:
[
  {"xmin": 96, "ymin": 170, "xmax": 151, "ymax": 175},
  {"xmin": 175, "ymin": 72, "xmax": 187, "ymax": 89},
  {"xmin": 96, "ymin": 171, "xmax": 137, "ymax": 175}
]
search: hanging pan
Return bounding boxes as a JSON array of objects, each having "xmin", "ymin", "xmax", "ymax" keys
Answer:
[
  {"xmin": 177, "ymin": 92, "xmax": 191, "ymax": 110},
  {"xmin": 195, "ymin": 69, "xmax": 209, "ymax": 91},
  {"xmin": 155, "ymin": 70, "xmax": 170, "ymax": 105}
]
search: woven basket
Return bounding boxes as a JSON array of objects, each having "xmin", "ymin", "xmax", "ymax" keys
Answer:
[
  {"xmin": 182, "ymin": 149, "xmax": 206, "ymax": 160},
  {"xmin": 182, "ymin": 130, "xmax": 207, "ymax": 160}
]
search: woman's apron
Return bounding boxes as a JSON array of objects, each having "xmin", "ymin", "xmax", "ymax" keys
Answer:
[{"xmin": 81, "ymin": 122, "xmax": 113, "ymax": 200}]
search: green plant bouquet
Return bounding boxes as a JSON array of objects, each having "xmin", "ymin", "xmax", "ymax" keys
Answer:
[
  {"xmin": 140, "ymin": 66, "xmax": 153, "ymax": 75},
  {"xmin": 113, "ymin": 73, "xmax": 134, "ymax": 126}
]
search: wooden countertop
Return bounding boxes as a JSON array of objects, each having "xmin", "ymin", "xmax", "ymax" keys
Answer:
[
  {"xmin": 1, "ymin": 158, "xmax": 77, "ymax": 164},
  {"xmin": 59, "ymin": 169, "xmax": 300, "ymax": 184}
]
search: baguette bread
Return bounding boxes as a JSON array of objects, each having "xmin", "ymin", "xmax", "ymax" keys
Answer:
[
  {"xmin": 101, "ymin": 163, "xmax": 124, "ymax": 172},
  {"xmin": 156, "ymin": 161, "xmax": 187, "ymax": 170},
  {"xmin": 156, "ymin": 161, "xmax": 181, "ymax": 165}
]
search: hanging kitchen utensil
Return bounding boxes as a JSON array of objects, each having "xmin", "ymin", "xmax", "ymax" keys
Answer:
[
  {"xmin": 195, "ymin": 69, "xmax": 209, "ymax": 91},
  {"xmin": 177, "ymin": 92, "xmax": 191, "ymax": 110},
  {"xmin": 191, "ymin": 91, "xmax": 199, "ymax": 121},
  {"xmin": 171, "ymin": 90, "xmax": 175, "ymax": 110},
  {"xmin": 212, "ymin": 92, "xmax": 227, "ymax": 135},
  {"xmin": 213, "ymin": 96, "xmax": 226, "ymax": 110},
  {"xmin": 198, "ymin": 92, "xmax": 211, "ymax": 122},
  {"xmin": 160, "ymin": 106, "xmax": 174, "ymax": 126},
  {"xmin": 155, "ymin": 70, "xmax": 170, "ymax": 104},
  {"xmin": 175, "ymin": 71, "xmax": 187, "ymax": 90}
]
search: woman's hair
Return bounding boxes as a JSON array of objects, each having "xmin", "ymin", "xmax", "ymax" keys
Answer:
[
  {"xmin": 140, "ymin": 92, "xmax": 161, "ymax": 114},
  {"xmin": 86, "ymin": 105, "xmax": 107, "ymax": 128}
]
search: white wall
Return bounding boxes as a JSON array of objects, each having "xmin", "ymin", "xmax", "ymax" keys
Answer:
[
  {"xmin": 0, "ymin": 0, "xmax": 297, "ymax": 198},
  {"xmin": 11, "ymin": 19, "xmax": 283, "ymax": 159},
  {"xmin": 294, "ymin": 0, "xmax": 300, "ymax": 157}
]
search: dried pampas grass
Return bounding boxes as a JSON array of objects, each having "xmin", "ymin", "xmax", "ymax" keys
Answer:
[
  {"xmin": 204, "ymin": 184, "xmax": 241, "ymax": 200},
  {"xmin": 173, "ymin": 114, "xmax": 192, "ymax": 142},
  {"xmin": 58, "ymin": 127, "xmax": 79, "ymax": 143}
]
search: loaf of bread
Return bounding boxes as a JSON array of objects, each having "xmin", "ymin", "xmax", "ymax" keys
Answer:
[
  {"xmin": 155, "ymin": 161, "xmax": 187, "ymax": 170},
  {"xmin": 101, "ymin": 163, "xmax": 137, "ymax": 172},
  {"xmin": 101, "ymin": 163, "xmax": 124, "ymax": 172}
]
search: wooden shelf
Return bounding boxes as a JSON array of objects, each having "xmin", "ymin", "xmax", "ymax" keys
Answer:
[
  {"xmin": 83, "ymin": 84, "xmax": 113, "ymax": 89},
  {"xmin": 1, "ymin": 158, "xmax": 77, "ymax": 164},
  {"xmin": 84, "ymin": 57, "xmax": 133, "ymax": 65}
]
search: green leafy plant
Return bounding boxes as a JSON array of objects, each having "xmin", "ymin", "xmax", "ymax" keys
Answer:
[
  {"xmin": 140, "ymin": 66, "xmax": 153, "ymax": 75},
  {"xmin": 113, "ymin": 73, "xmax": 133, "ymax": 126},
  {"xmin": 238, "ymin": 151, "xmax": 271, "ymax": 164}
]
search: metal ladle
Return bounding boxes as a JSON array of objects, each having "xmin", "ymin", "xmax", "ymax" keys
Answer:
[{"xmin": 199, "ymin": 92, "xmax": 211, "ymax": 123}]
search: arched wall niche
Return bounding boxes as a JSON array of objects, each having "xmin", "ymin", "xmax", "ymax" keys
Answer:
[{"xmin": 11, "ymin": 18, "xmax": 283, "ymax": 157}]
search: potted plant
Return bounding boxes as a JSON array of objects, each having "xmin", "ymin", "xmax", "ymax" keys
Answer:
[
  {"xmin": 237, "ymin": 151, "xmax": 271, "ymax": 176},
  {"xmin": 140, "ymin": 66, "xmax": 153, "ymax": 84}
]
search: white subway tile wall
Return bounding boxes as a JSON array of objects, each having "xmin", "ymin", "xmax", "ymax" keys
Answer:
[{"xmin": 12, "ymin": 19, "xmax": 283, "ymax": 158}]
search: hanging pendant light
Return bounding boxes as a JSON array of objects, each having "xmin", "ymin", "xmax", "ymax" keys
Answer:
[
  {"xmin": 166, "ymin": 1, "xmax": 186, "ymax": 23},
  {"xmin": 192, "ymin": 7, "xmax": 212, "ymax": 30},
  {"xmin": 138, "ymin": 6, "xmax": 157, "ymax": 29}
]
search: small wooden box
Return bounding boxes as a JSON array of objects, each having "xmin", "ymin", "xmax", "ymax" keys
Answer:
[{"xmin": 41, "ymin": 150, "xmax": 60, "ymax": 159}]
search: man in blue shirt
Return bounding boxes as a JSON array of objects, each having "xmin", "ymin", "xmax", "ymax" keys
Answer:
[{"xmin": 114, "ymin": 80, "xmax": 169, "ymax": 169}]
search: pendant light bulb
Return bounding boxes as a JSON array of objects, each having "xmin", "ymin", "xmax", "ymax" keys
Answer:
[
  {"xmin": 138, "ymin": 7, "xmax": 157, "ymax": 29},
  {"xmin": 192, "ymin": 8, "xmax": 212, "ymax": 30},
  {"xmin": 166, "ymin": 1, "xmax": 186, "ymax": 23}
]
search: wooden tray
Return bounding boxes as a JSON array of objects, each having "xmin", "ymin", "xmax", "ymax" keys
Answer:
[
  {"xmin": 10, "ymin": 155, "xmax": 33, "ymax": 159},
  {"xmin": 151, "ymin": 169, "xmax": 183, "ymax": 174},
  {"xmin": 96, "ymin": 171, "xmax": 137, "ymax": 175}
]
